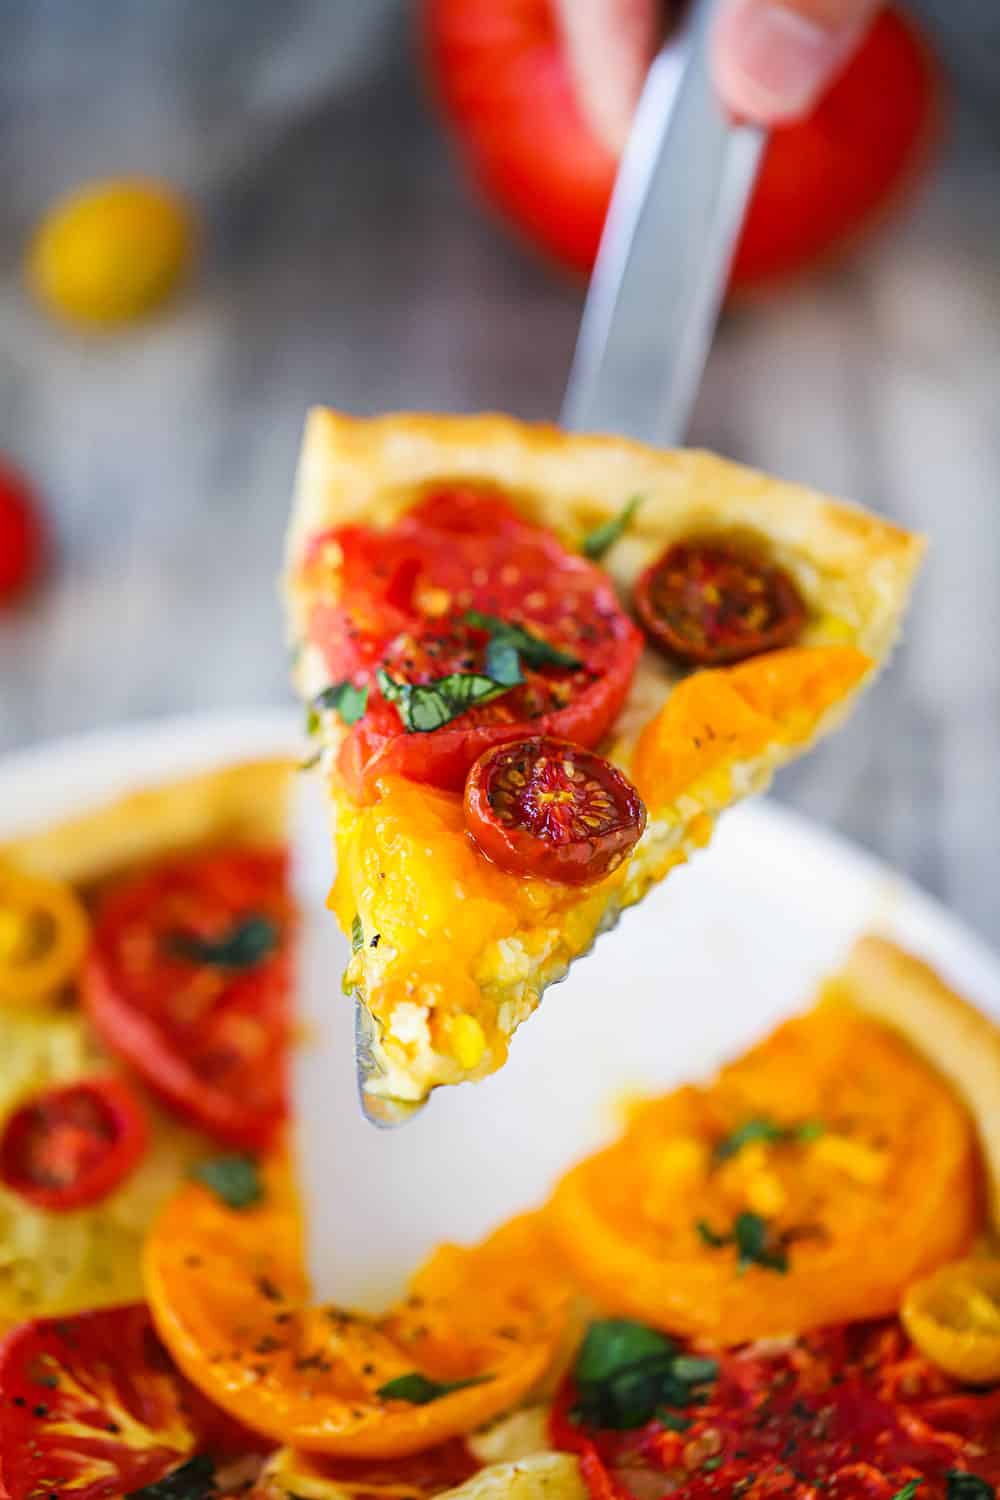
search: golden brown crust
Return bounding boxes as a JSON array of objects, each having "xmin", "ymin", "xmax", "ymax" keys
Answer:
[
  {"xmin": 287, "ymin": 409, "xmax": 924, "ymax": 666},
  {"xmin": 836, "ymin": 935, "xmax": 1000, "ymax": 1232},
  {"xmin": 0, "ymin": 758, "xmax": 295, "ymax": 889}
]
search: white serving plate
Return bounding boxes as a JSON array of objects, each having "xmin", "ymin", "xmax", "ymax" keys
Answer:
[{"xmin": 2, "ymin": 710, "xmax": 999, "ymax": 1314}]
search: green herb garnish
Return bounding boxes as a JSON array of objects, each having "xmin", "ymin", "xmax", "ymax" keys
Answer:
[
  {"xmin": 127, "ymin": 1454, "xmax": 216, "ymax": 1500},
  {"xmin": 170, "ymin": 916, "xmax": 278, "ymax": 970},
  {"xmin": 190, "ymin": 1154, "xmax": 263, "ymax": 1211},
  {"xmin": 580, "ymin": 494, "xmax": 643, "ymax": 560},
  {"xmin": 948, "ymin": 1474, "xmax": 996, "ymax": 1500},
  {"xmin": 312, "ymin": 681, "xmax": 368, "ymax": 727},
  {"xmin": 351, "ymin": 913, "xmax": 364, "ymax": 953},
  {"xmin": 464, "ymin": 611, "xmax": 581, "ymax": 672},
  {"xmin": 657, "ymin": 1409, "xmax": 692, "ymax": 1432},
  {"xmin": 570, "ymin": 1319, "xmax": 717, "ymax": 1431},
  {"xmin": 891, "ymin": 1483, "xmax": 924, "ymax": 1500},
  {"xmin": 377, "ymin": 667, "xmax": 515, "ymax": 733},
  {"xmin": 376, "ymin": 1372, "xmax": 493, "ymax": 1405},
  {"xmin": 714, "ymin": 1117, "xmax": 825, "ymax": 1161},
  {"xmin": 695, "ymin": 1212, "xmax": 789, "ymax": 1274}
]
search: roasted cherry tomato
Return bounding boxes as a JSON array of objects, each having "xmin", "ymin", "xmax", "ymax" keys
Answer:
[
  {"xmin": 634, "ymin": 540, "xmax": 806, "ymax": 666},
  {"xmin": 903, "ymin": 1259, "xmax": 1000, "ymax": 1386},
  {"xmin": 0, "ymin": 1076, "xmax": 148, "ymax": 1212},
  {"xmin": 82, "ymin": 848, "xmax": 292, "ymax": 1151},
  {"xmin": 306, "ymin": 488, "xmax": 643, "ymax": 797},
  {"xmin": 0, "ymin": 867, "xmax": 89, "ymax": 1006},
  {"xmin": 550, "ymin": 1319, "xmax": 1000, "ymax": 1500},
  {"xmin": 0, "ymin": 1304, "xmax": 260, "ymax": 1500},
  {"xmin": 423, "ymin": 1, "xmax": 938, "ymax": 292},
  {"xmin": 0, "ymin": 461, "xmax": 45, "ymax": 606},
  {"xmin": 464, "ymin": 737, "xmax": 646, "ymax": 885}
]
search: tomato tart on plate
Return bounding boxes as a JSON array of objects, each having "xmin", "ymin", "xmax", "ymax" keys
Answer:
[{"xmin": 285, "ymin": 410, "xmax": 923, "ymax": 1114}]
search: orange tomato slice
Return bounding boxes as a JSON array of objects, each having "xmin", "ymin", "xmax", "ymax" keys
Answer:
[
  {"xmin": 145, "ymin": 1157, "xmax": 570, "ymax": 1459},
  {"xmin": 902, "ymin": 1258, "xmax": 1000, "ymax": 1385},
  {"xmin": 631, "ymin": 646, "xmax": 871, "ymax": 814},
  {"xmin": 546, "ymin": 1006, "xmax": 979, "ymax": 1345}
]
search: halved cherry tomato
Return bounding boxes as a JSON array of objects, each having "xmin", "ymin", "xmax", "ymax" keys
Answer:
[
  {"xmin": 0, "ymin": 1076, "xmax": 148, "ymax": 1212},
  {"xmin": 464, "ymin": 737, "xmax": 646, "ymax": 885},
  {"xmin": 0, "ymin": 867, "xmax": 90, "ymax": 1006},
  {"xmin": 634, "ymin": 540, "xmax": 806, "ymax": 667},
  {"xmin": 304, "ymin": 488, "xmax": 643, "ymax": 797},
  {"xmin": 145, "ymin": 1157, "xmax": 571, "ymax": 1459},
  {"xmin": 423, "ymin": 1, "xmax": 938, "ymax": 292},
  {"xmin": 0, "ymin": 460, "xmax": 45, "ymax": 607},
  {"xmin": 903, "ymin": 1260, "xmax": 1000, "ymax": 1386},
  {"xmin": 0, "ymin": 1303, "xmax": 261, "ymax": 1500},
  {"xmin": 82, "ymin": 848, "xmax": 292, "ymax": 1151}
]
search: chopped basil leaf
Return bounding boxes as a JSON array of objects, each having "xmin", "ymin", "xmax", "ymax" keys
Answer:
[
  {"xmin": 571, "ymin": 1319, "xmax": 717, "ymax": 1431},
  {"xmin": 702, "ymin": 1456, "xmax": 725, "ymax": 1472},
  {"xmin": 377, "ymin": 667, "xmax": 514, "ymax": 733},
  {"xmin": 580, "ymin": 494, "xmax": 644, "ymax": 560},
  {"xmin": 376, "ymin": 1371, "xmax": 492, "ymax": 1404},
  {"xmin": 695, "ymin": 1213, "xmax": 788, "ymax": 1274},
  {"xmin": 127, "ymin": 1454, "xmax": 216, "ymax": 1500},
  {"xmin": 733, "ymin": 1212, "xmax": 788, "ymax": 1274},
  {"xmin": 312, "ymin": 681, "xmax": 368, "ymax": 727},
  {"xmin": 483, "ymin": 635, "xmax": 525, "ymax": 687},
  {"xmin": 351, "ymin": 913, "xmax": 364, "ymax": 953},
  {"xmin": 170, "ymin": 915, "xmax": 278, "ymax": 970},
  {"xmin": 465, "ymin": 610, "xmax": 582, "ymax": 672},
  {"xmin": 190, "ymin": 1154, "xmax": 263, "ymax": 1210},
  {"xmin": 714, "ymin": 1117, "xmax": 825, "ymax": 1161},
  {"xmin": 948, "ymin": 1474, "xmax": 996, "ymax": 1500},
  {"xmin": 657, "ymin": 1409, "xmax": 692, "ymax": 1432},
  {"xmin": 891, "ymin": 1483, "xmax": 924, "ymax": 1500}
]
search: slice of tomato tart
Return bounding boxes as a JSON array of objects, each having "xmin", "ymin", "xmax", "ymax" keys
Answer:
[{"xmin": 285, "ymin": 410, "xmax": 923, "ymax": 1115}]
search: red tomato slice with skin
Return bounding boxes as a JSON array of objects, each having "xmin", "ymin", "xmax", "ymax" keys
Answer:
[
  {"xmin": 0, "ymin": 1304, "xmax": 261, "ymax": 1500},
  {"xmin": 0, "ymin": 1076, "xmax": 148, "ymax": 1213},
  {"xmin": 423, "ymin": 0, "xmax": 938, "ymax": 292},
  {"xmin": 82, "ymin": 849, "xmax": 292, "ymax": 1152},
  {"xmin": 306, "ymin": 489, "xmax": 643, "ymax": 798},
  {"xmin": 0, "ymin": 459, "xmax": 45, "ymax": 607}
]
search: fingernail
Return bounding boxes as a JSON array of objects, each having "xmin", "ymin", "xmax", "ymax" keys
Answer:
[{"xmin": 714, "ymin": 0, "xmax": 850, "ymax": 124}]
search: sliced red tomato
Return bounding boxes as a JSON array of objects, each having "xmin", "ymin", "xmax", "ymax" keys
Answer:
[
  {"xmin": 550, "ymin": 1319, "xmax": 1000, "ymax": 1500},
  {"xmin": 634, "ymin": 539, "xmax": 806, "ymax": 666},
  {"xmin": 0, "ymin": 1304, "xmax": 260, "ymax": 1500},
  {"xmin": 306, "ymin": 488, "xmax": 643, "ymax": 797},
  {"xmin": 0, "ymin": 1076, "xmax": 148, "ymax": 1212},
  {"xmin": 423, "ymin": 1, "xmax": 938, "ymax": 291},
  {"xmin": 464, "ymin": 737, "xmax": 645, "ymax": 884},
  {"xmin": 0, "ymin": 459, "xmax": 45, "ymax": 607},
  {"xmin": 82, "ymin": 848, "xmax": 292, "ymax": 1151}
]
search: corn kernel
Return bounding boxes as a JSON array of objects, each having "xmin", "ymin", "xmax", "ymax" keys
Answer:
[
  {"xmin": 449, "ymin": 1014, "xmax": 487, "ymax": 1070},
  {"xmin": 811, "ymin": 1132, "xmax": 888, "ymax": 1186},
  {"xmin": 744, "ymin": 1170, "xmax": 787, "ymax": 1217}
]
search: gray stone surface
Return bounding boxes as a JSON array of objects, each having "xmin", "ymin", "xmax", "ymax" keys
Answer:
[{"xmin": 0, "ymin": 1, "xmax": 997, "ymax": 945}]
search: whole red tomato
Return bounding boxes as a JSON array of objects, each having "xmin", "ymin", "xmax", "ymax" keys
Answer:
[
  {"xmin": 423, "ymin": 0, "xmax": 939, "ymax": 291},
  {"xmin": 0, "ymin": 460, "xmax": 45, "ymax": 605}
]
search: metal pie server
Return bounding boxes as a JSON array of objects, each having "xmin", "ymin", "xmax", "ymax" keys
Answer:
[
  {"xmin": 355, "ymin": 0, "xmax": 763, "ymax": 1129},
  {"xmin": 562, "ymin": 0, "xmax": 764, "ymax": 444}
]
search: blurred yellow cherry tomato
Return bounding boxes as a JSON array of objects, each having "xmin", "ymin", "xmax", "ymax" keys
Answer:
[
  {"xmin": 28, "ymin": 177, "xmax": 195, "ymax": 328},
  {"xmin": 902, "ymin": 1259, "xmax": 1000, "ymax": 1385},
  {"xmin": 0, "ymin": 868, "xmax": 90, "ymax": 1006}
]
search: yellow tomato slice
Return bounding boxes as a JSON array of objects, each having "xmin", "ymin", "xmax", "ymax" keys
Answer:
[
  {"xmin": 902, "ymin": 1259, "xmax": 1000, "ymax": 1384},
  {"xmin": 29, "ymin": 177, "xmax": 195, "ymax": 328},
  {"xmin": 145, "ymin": 1157, "xmax": 570, "ymax": 1459},
  {"xmin": 546, "ymin": 1006, "xmax": 979, "ymax": 1345},
  {"xmin": 631, "ymin": 646, "xmax": 871, "ymax": 813},
  {"xmin": 0, "ymin": 867, "xmax": 90, "ymax": 1006}
]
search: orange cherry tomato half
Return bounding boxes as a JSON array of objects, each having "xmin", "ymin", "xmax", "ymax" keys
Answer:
[
  {"xmin": 464, "ymin": 737, "xmax": 646, "ymax": 885},
  {"xmin": 423, "ymin": 1, "xmax": 938, "ymax": 292},
  {"xmin": 0, "ymin": 1075, "xmax": 148, "ymax": 1212},
  {"xmin": 0, "ymin": 459, "xmax": 45, "ymax": 607},
  {"xmin": 634, "ymin": 540, "xmax": 806, "ymax": 667},
  {"xmin": 82, "ymin": 848, "xmax": 293, "ymax": 1151},
  {"xmin": 0, "ymin": 1303, "xmax": 261, "ymax": 1500}
]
